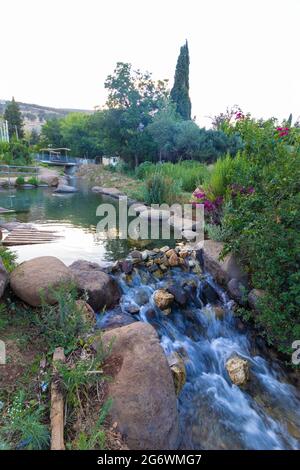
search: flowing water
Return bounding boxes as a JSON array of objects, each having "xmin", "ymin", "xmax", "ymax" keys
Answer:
[
  {"xmin": 1, "ymin": 182, "xmax": 300, "ymax": 449},
  {"xmin": 100, "ymin": 266, "xmax": 300, "ymax": 450}
]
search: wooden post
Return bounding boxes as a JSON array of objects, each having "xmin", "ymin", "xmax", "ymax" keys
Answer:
[{"xmin": 50, "ymin": 347, "xmax": 65, "ymax": 450}]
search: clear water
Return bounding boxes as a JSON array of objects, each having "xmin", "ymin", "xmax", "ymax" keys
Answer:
[
  {"xmin": 0, "ymin": 180, "xmax": 171, "ymax": 265},
  {"xmin": 99, "ymin": 268, "xmax": 300, "ymax": 450}
]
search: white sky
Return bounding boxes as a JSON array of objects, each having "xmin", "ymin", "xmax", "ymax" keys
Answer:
[{"xmin": 1, "ymin": 0, "xmax": 299, "ymax": 126}]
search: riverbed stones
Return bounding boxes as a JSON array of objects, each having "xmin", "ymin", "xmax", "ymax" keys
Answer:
[
  {"xmin": 10, "ymin": 256, "xmax": 74, "ymax": 307},
  {"xmin": 166, "ymin": 283, "xmax": 187, "ymax": 306},
  {"xmin": 225, "ymin": 355, "xmax": 249, "ymax": 386},
  {"xmin": 0, "ymin": 259, "xmax": 9, "ymax": 299},
  {"xmin": 153, "ymin": 289, "xmax": 174, "ymax": 310},
  {"xmin": 69, "ymin": 260, "xmax": 121, "ymax": 312},
  {"xmin": 168, "ymin": 251, "xmax": 179, "ymax": 267},
  {"xmin": 121, "ymin": 260, "xmax": 133, "ymax": 274},
  {"xmin": 94, "ymin": 322, "xmax": 179, "ymax": 449},
  {"xmin": 167, "ymin": 352, "xmax": 186, "ymax": 396}
]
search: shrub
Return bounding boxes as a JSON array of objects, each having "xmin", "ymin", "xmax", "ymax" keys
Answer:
[
  {"xmin": 0, "ymin": 247, "xmax": 17, "ymax": 272},
  {"xmin": 15, "ymin": 176, "xmax": 25, "ymax": 186},
  {"xmin": 143, "ymin": 172, "xmax": 182, "ymax": 205},
  {"xmin": 33, "ymin": 283, "xmax": 90, "ymax": 354},
  {"xmin": 0, "ymin": 390, "xmax": 49, "ymax": 450},
  {"xmin": 27, "ymin": 176, "xmax": 39, "ymax": 186}
]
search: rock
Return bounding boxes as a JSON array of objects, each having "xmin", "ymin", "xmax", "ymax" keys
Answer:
[
  {"xmin": 225, "ymin": 355, "xmax": 249, "ymax": 386},
  {"xmin": 54, "ymin": 184, "xmax": 77, "ymax": 193},
  {"xmin": 19, "ymin": 184, "xmax": 35, "ymax": 189},
  {"xmin": 40, "ymin": 175, "xmax": 59, "ymax": 187},
  {"xmin": 139, "ymin": 209, "xmax": 170, "ymax": 221},
  {"xmin": 153, "ymin": 289, "xmax": 174, "ymax": 310},
  {"xmin": 121, "ymin": 260, "xmax": 133, "ymax": 274},
  {"xmin": 168, "ymin": 252, "xmax": 179, "ymax": 267},
  {"xmin": 160, "ymin": 246, "xmax": 170, "ymax": 253},
  {"xmin": 213, "ymin": 306, "xmax": 225, "ymax": 320},
  {"xmin": 10, "ymin": 256, "xmax": 74, "ymax": 307},
  {"xmin": 92, "ymin": 186, "xmax": 123, "ymax": 198},
  {"xmin": 167, "ymin": 352, "xmax": 186, "ymax": 395},
  {"xmin": 227, "ymin": 278, "xmax": 248, "ymax": 306},
  {"xmin": 201, "ymin": 281, "xmax": 220, "ymax": 305},
  {"xmin": 0, "ymin": 222, "xmax": 33, "ymax": 231},
  {"xmin": 167, "ymin": 284, "xmax": 187, "ymax": 306},
  {"xmin": 129, "ymin": 250, "xmax": 142, "ymax": 260},
  {"xmin": 0, "ymin": 259, "xmax": 9, "ymax": 298},
  {"xmin": 198, "ymin": 240, "xmax": 247, "ymax": 286},
  {"xmin": 76, "ymin": 300, "xmax": 96, "ymax": 326},
  {"xmin": 96, "ymin": 307, "xmax": 136, "ymax": 330},
  {"xmin": 94, "ymin": 322, "xmax": 179, "ymax": 449},
  {"xmin": 181, "ymin": 230, "xmax": 197, "ymax": 241},
  {"xmin": 248, "ymin": 289, "xmax": 266, "ymax": 313},
  {"xmin": 162, "ymin": 308, "xmax": 171, "ymax": 315},
  {"xmin": 165, "ymin": 249, "xmax": 177, "ymax": 258},
  {"xmin": 69, "ymin": 260, "xmax": 121, "ymax": 312}
]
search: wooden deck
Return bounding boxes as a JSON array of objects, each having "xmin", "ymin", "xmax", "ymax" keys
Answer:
[{"xmin": 2, "ymin": 227, "xmax": 62, "ymax": 246}]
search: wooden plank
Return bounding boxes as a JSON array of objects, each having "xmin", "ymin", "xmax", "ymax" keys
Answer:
[{"xmin": 50, "ymin": 347, "xmax": 65, "ymax": 451}]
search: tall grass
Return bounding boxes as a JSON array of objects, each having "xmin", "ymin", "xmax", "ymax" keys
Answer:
[
  {"xmin": 136, "ymin": 160, "xmax": 209, "ymax": 192},
  {"xmin": 203, "ymin": 152, "xmax": 251, "ymax": 197}
]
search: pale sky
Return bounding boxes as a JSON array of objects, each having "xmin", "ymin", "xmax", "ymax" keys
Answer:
[{"xmin": 1, "ymin": 0, "xmax": 300, "ymax": 126}]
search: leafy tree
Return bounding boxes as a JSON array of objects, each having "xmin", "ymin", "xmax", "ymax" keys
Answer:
[
  {"xmin": 170, "ymin": 41, "xmax": 191, "ymax": 120},
  {"xmin": 41, "ymin": 118, "xmax": 64, "ymax": 148},
  {"xmin": 147, "ymin": 103, "xmax": 179, "ymax": 161},
  {"xmin": 104, "ymin": 62, "xmax": 169, "ymax": 166},
  {"xmin": 4, "ymin": 97, "xmax": 24, "ymax": 139}
]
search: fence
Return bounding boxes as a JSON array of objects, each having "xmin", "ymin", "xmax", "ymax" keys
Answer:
[
  {"xmin": 35, "ymin": 153, "xmax": 95, "ymax": 165},
  {"xmin": 0, "ymin": 164, "xmax": 39, "ymax": 185}
]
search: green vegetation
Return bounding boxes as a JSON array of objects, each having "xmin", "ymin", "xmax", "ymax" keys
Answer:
[
  {"xmin": 3, "ymin": 98, "xmax": 24, "ymax": 139},
  {"xmin": 0, "ymin": 139, "xmax": 33, "ymax": 165},
  {"xmin": 34, "ymin": 283, "xmax": 90, "ymax": 354},
  {"xmin": 170, "ymin": 41, "xmax": 191, "ymax": 120},
  {"xmin": 0, "ymin": 246, "xmax": 17, "ymax": 272},
  {"xmin": 193, "ymin": 112, "xmax": 300, "ymax": 354},
  {"xmin": 40, "ymin": 57, "xmax": 241, "ymax": 165}
]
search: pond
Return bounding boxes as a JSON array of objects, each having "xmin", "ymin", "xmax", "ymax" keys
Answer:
[{"xmin": 0, "ymin": 179, "xmax": 174, "ymax": 265}]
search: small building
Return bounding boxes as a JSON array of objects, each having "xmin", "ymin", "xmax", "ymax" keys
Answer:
[{"xmin": 102, "ymin": 156, "xmax": 120, "ymax": 167}]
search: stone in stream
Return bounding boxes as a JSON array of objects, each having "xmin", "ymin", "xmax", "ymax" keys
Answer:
[
  {"xmin": 225, "ymin": 355, "xmax": 250, "ymax": 386},
  {"xmin": 54, "ymin": 184, "xmax": 77, "ymax": 193},
  {"xmin": 201, "ymin": 281, "xmax": 220, "ymax": 305},
  {"xmin": 10, "ymin": 256, "xmax": 74, "ymax": 307},
  {"xmin": 96, "ymin": 306, "xmax": 136, "ymax": 330},
  {"xmin": 153, "ymin": 289, "xmax": 174, "ymax": 310},
  {"xmin": 69, "ymin": 260, "xmax": 121, "ymax": 312},
  {"xmin": 121, "ymin": 260, "xmax": 133, "ymax": 274},
  {"xmin": 93, "ymin": 322, "xmax": 179, "ymax": 449},
  {"xmin": 166, "ymin": 283, "xmax": 187, "ymax": 306},
  {"xmin": 167, "ymin": 352, "xmax": 186, "ymax": 396}
]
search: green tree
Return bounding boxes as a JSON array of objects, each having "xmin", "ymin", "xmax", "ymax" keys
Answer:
[
  {"xmin": 4, "ymin": 97, "xmax": 24, "ymax": 139},
  {"xmin": 41, "ymin": 118, "xmax": 64, "ymax": 148},
  {"xmin": 147, "ymin": 103, "xmax": 179, "ymax": 161},
  {"xmin": 104, "ymin": 62, "xmax": 169, "ymax": 166},
  {"xmin": 170, "ymin": 41, "xmax": 191, "ymax": 120}
]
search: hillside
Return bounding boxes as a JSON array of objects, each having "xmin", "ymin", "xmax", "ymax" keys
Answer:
[{"xmin": 0, "ymin": 99, "xmax": 93, "ymax": 133}]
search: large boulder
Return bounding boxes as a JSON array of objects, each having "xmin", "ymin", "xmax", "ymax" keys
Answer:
[
  {"xmin": 69, "ymin": 260, "xmax": 121, "ymax": 312},
  {"xmin": 94, "ymin": 322, "xmax": 179, "ymax": 449},
  {"xmin": 0, "ymin": 258, "xmax": 9, "ymax": 298},
  {"xmin": 198, "ymin": 240, "xmax": 247, "ymax": 286},
  {"xmin": 227, "ymin": 278, "xmax": 248, "ymax": 306},
  {"xmin": 225, "ymin": 355, "xmax": 249, "ymax": 386},
  {"xmin": 54, "ymin": 184, "xmax": 77, "ymax": 193},
  {"xmin": 10, "ymin": 256, "xmax": 74, "ymax": 307}
]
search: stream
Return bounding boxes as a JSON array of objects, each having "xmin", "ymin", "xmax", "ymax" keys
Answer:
[
  {"xmin": 100, "ymin": 266, "xmax": 300, "ymax": 450},
  {"xmin": 1, "ymin": 183, "xmax": 300, "ymax": 449}
]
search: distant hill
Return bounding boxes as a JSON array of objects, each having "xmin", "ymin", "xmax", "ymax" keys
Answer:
[{"xmin": 0, "ymin": 99, "xmax": 93, "ymax": 133}]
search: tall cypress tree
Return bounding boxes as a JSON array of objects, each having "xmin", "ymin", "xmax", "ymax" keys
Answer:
[
  {"xmin": 4, "ymin": 97, "xmax": 24, "ymax": 139},
  {"xmin": 170, "ymin": 41, "xmax": 191, "ymax": 120}
]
